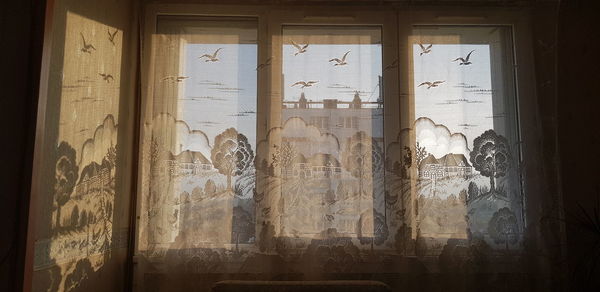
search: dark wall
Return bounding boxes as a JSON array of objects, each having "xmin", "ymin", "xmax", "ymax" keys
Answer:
[
  {"xmin": 557, "ymin": 0, "xmax": 600, "ymax": 291},
  {"xmin": 0, "ymin": 0, "xmax": 46, "ymax": 291}
]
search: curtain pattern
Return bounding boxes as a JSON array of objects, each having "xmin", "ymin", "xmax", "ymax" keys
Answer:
[
  {"xmin": 31, "ymin": 0, "xmax": 136, "ymax": 290},
  {"xmin": 135, "ymin": 18, "xmax": 524, "ymax": 290}
]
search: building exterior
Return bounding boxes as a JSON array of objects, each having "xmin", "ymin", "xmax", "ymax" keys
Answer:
[
  {"xmin": 281, "ymin": 91, "xmax": 384, "ymax": 176},
  {"xmin": 282, "ymin": 91, "xmax": 384, "ymax": 146}
]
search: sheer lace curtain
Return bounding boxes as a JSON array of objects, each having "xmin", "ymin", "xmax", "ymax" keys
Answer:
[{"xmin": 135, "ymin": 12, "xmax": 528, "ymax": 291}]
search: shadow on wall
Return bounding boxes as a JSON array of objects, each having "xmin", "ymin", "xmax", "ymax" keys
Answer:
[
  {"xmin": 33, "ymin": 120, "xmax": 124, "ymax": 291},
  {"xmin": 30, "ymin": 0, "xmax": 137, "ymax": 291}
]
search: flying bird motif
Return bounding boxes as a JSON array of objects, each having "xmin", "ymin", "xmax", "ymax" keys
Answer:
[
  {"xmin": 418, "ymin": 43, "xmax": 432, "ymax": 55},
  {"xmin": 80, "ymin": 33, "xmax": 96, "ymax": 54},
  {"xmin": 418, "ymin": 80, "xmax": 445, "ymax": 89},
  {"xmin": 198, "ymin": 48, "xmax": 223, "ymax": 62},
  {"xmin": 256, "ymin": 57, "xmax": 272, "ymax": 70},
  {"xmin": 453, "ymin": 50, "xmax": 475, "ymax": 65},
  {"xmin": 107, "ymin": 28, "xmax": 118, "ymax": 45},
  {"xmin": 162, "ymin": 76, "xmax": 189, "ymax": 82},
  {"xmin": 329, "ymin": 51, "xmax": 350, "ymax": 66},
  {"xmin": 99, "ymin": 73, "xmax": 114, "ymax": 83},
  {"xmin": 291, "ymin": 40, "xmax": 309, "ymax": 56},
  {"xmin": 291, "ymin": 80, "xmax": 318, "ymax": 88}
]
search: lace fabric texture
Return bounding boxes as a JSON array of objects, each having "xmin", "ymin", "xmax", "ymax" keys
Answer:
[{"xmin": 135, "ymin": 18, "xmax": 524, "ymax": 288}]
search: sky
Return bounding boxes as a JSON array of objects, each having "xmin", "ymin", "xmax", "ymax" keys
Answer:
[
  {"xmin": 175, "ymin": 27, "xmax": 507, "ymax": 153},
  {"xmin": 179, "ymin": 30, "xmax": 383, "ymax": 149},
  {"xmin": 283, "ymin": 43, "xmax": 382, "ymax": 103},
  {"xmin": 182, "ymin": 43, "xmax": 258, "ymax": 147},
  {"xmin": 413, "ymin": 44, "xmax": 496, "ymax": 149}
]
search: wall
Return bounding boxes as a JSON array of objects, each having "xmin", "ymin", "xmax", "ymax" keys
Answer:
[
  {"xmin": 557, "ymin": 0, "xmax": 600, "ymax": 291},
  {"xmin": 0, "ymin": 0, "xmax": 47, "ymax": 291}
]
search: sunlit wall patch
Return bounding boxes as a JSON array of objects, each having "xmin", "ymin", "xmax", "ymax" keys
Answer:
[{"xmin": 32, "ymin": 6, "xmax": 130, "ymax": 292}]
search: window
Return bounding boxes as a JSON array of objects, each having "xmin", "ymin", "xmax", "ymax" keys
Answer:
[
  {"xmin": 274, "ymin": 25, "xmax": 384, "ymax": 237},
  {"xmin": 408, "ymin": 26, "xmax": 523, "ymax": 253},
  {"xmin": 134, "ymin": 6, "xmax": 533, "ymax": 290},
  {"xmin": 138, "ymin": 16, "xmax": 258, "ymax": 249}
]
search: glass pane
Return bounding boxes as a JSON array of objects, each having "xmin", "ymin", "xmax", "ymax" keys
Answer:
[
  {"xmin": 410, "ymin": 26, "xmax": 522, "ymax": 253},
  {"xmin": 138, "ymin": 17, "xmax": 257, "ymax": 253},
  {"xmin": 259, "ymin": 26, "xmax": 385, "ymax": 243}
]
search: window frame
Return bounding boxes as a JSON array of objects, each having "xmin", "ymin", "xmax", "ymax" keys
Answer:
[
  {"xmin": 138, "ymin": 3, "xmax": 541, "ymax": 257},
  {"xmin": 138, "ymin": 4, "xmax": 265, "ymax": 254},
  {"xmin": 398, "ymin": 8, "xmax": 539, "ymax": 244},
  {"xmin": 139, "ymin": 4, "xmax": 400, "ymax": 252}
]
